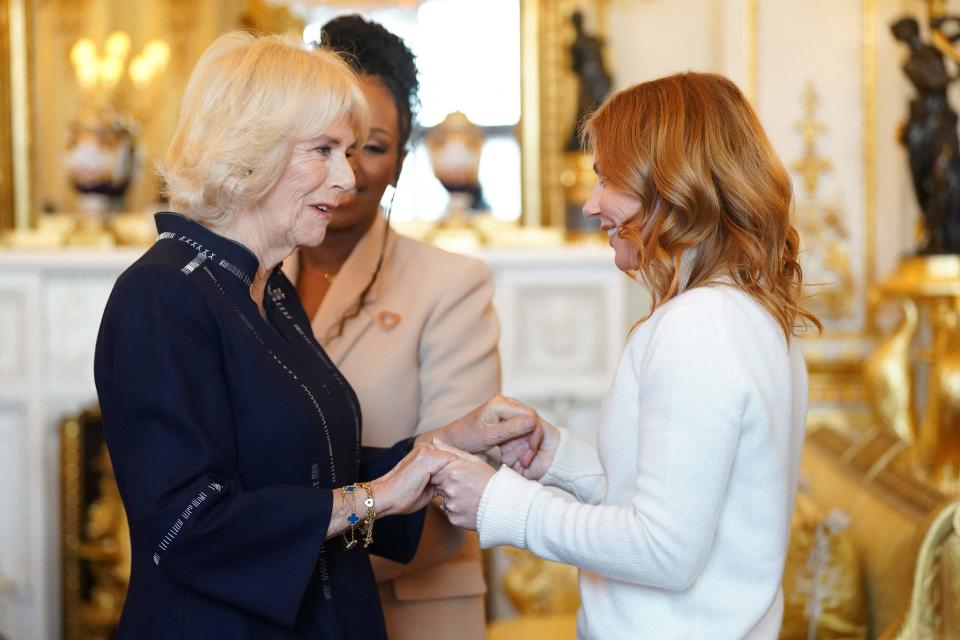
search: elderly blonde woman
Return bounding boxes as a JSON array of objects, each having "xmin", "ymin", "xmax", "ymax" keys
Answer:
[{"xmin": 93, "ymin": 32, "xmax": 538, "ymax": 639}]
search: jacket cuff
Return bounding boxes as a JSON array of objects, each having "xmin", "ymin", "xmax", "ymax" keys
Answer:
[
  {"xmin": 477, "ymin": 467, "xmax": 541, "ymax": 549},
  {"xmin": 541, "ymin": 427, "xmax": 600, "ymax": 489}
]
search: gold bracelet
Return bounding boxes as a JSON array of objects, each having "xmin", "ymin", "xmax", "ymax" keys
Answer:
[
  {"xmin": 341, "ymin": 483, "xmax": 376, "ymax": 550},
  {"xmin": 356, "ymin": 482, "xmax": 376, "ymax": 548},
  {"xmin": 341, "ymin": 484, "xmax": 360, "ymax": 549}
]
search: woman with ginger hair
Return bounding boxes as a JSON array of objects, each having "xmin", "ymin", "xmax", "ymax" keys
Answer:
[{"xmin": 431, "ymin": 72, "xmax": 821, "ymax": 639}]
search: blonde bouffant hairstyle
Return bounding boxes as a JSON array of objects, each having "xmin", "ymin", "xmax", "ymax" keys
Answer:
[
  {"xmin": 159, "ymin": 31, "xmax": 369, "ymax": 225},
  {"xmin": 582, "ymin": 72, "xmax": 821, "ymax": 339}
]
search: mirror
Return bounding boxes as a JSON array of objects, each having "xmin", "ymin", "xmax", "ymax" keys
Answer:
[{"xmin": 0, "ymin": 0, "xmax": 600, "ymax": 239}]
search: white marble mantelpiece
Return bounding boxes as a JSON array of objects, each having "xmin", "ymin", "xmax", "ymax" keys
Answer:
[{"xmin": 0, "ymin": 243, "xmax": 644, "ymax": 639}]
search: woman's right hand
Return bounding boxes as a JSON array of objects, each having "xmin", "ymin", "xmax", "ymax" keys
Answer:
[
  {"xmin": 327, "ymin": 442, "xmax": 457, "ymax": 540},
  {"xmin": 499, "ymin": 416, "xmax": 561, "ymax": 481},
  {"xmin": 421, "ymin": 393, "xmax": 540, "ymax": 456},
  {"xmin": 370, "ymin": 441, "xmax": 459, "ymax": 517}
]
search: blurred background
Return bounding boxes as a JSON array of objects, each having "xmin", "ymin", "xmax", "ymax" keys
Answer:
[{"xmin": 2, "ymin": 1, "xmax": 960, "ymax": 638}]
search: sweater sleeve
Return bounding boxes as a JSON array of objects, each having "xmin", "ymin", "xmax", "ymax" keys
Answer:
[
  {"xmin": 539, "ymin": 427, "xmax": 606, "ymax": 504},
  {"xmin": 477, "ymin": 303, "xmax": 746, "ymax": 590},
  {"xmin": 94, "ymin": 266, "xmax": 331, "ymax": 628},
  {"xmin": 415, "ymin": 256, "xmax": 500, "ymax": 434}
]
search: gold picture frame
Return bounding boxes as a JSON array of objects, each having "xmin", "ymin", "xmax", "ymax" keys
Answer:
[
  {"xmin": 522, "ymin": 0, "xmax": 606, "ymax": 229},
  {"xmin": 0, "ymin": 0, "xmax": 593, "ymax": 233},
  {"xmin": 0, "ymin": 0, "xmax": 32, "ymax": 232},
  {"xmin": 0, "ymin": 0, "xmax": 28, "ymax": 231},
  {"xmin": 0, "ymin": 0, "xmax": 11, "ymax": 230}
]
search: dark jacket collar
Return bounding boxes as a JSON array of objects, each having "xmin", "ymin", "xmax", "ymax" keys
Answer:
[{"xmin": 155, "ymin": 212, "xmax": 260, "ymax": 287}]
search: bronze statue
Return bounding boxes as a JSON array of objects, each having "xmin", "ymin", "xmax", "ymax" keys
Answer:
[
  {"xmin": 892, "ymin": 16, "xmax": 960, "ymax": 253},
  {"xmin": 566, "ymin": 11, "xmax": 613, "ymax": 152}
]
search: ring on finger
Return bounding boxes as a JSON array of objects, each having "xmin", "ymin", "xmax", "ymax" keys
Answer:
[{"xmin": 439, "ymin": 496, "xmax": 447, "ymax": 512}]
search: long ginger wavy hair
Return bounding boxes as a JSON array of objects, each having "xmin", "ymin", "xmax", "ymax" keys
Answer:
[{"xmin": 582, "ymin": 72, "xmax": 821, "ymax": 339}]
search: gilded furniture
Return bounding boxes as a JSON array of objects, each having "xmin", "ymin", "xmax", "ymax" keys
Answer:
[
  {"xmin": 61, "ymin": 405, "xmax": 129, "ymax": 640},
  {"xmin": 487, "ymin": 549, "xmax": 578, "ymax": 640},
  {"xmin": 799, "ymin": 425, "xmax": 960, "ymax": 639},
  {"xmin": 863, "ymin": 295, "xmax": 918, "ymax": 444},
  {"xmin": 869, "ymin": 256, "xmax": 960, "ymax": 494}
]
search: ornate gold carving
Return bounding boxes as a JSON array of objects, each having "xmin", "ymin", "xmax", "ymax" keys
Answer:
[
  {"xmin": 793, "ymin": 85, "xmax": 832, "ymax": 197},
  {"xmin": 863, "ymin": 296, "xmax": 918, "ymax": 443},
  {"xmin": 61, "ymin": 407, "xmax": 129, "ymax": 639},
  {"xmin": 887, "ymin": 501, "xmax": 960, "ymax": 638},
  {"xmin": 792, "ymin": 83, "xmax": 856, "ymax": 323},
  {"xmin": 870, "ymin": 256, "xmax": 960, "ymax": 495},
  {"xmin": 916, "ymin": 296, "xmax": 960, "ymax": 494}
]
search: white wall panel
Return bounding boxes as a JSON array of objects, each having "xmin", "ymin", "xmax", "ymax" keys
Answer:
[
  {"xmin": 0, "ymin": 404, "xmax": 28, "ymax": 640},
  {"xmin": 758, "ymin": 0, "xmax": 867, "ymax": 334},
  {"xmin": 606, "ymin": 0, "xmax": 724, "ymax": 89}
]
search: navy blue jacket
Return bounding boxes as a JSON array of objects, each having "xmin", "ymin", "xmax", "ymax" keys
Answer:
[{"xmin": 94, "ymin": 213, "xmax": 425, "ymax": 639}]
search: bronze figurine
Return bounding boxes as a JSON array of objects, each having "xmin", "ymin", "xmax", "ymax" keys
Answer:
[
  {"xmin": 566, "ymin": 11, "xmax": 612, "ymax": 152},
  {"xmin": 892, "ymin": 15, "xmax": 960, "ymax": 253}
]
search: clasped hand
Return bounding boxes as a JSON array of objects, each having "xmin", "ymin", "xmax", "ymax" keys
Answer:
[
  {"xmin": 425, "ymin": 395, "xmax": 560, "ymax": 530},
  {"xmin": 373, "ymin": 394, "xmax": 556, "ymax": 527}
]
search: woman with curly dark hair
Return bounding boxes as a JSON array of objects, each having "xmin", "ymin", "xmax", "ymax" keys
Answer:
[{"xmin": 286, "ymin": 15, "xmax": 497, "ymax": 640}]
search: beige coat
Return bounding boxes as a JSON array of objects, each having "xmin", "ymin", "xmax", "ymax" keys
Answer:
[{"xmin": 286, "ymin": 214, "xmax": 499, "ymax": 640}]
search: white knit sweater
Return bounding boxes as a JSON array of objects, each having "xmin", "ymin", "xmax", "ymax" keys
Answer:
[{"xmin": 478, "ymin": 285, "xmax": 808, "ymax": 639}]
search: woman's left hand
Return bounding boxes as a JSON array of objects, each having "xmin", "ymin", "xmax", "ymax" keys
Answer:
[
  {"xmin": 429, "ymin": 439, "xmax": 496, "ymax": 531},
  {"xmin": 370, "ymin": 441, "xmax": 461, "ymax": 518}
]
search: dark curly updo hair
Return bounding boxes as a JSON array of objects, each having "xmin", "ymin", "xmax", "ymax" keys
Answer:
[
  {"xmin": 320, "ymin": 15, "xmax": 420, "ymax": 153},
  {"xmin": 314, "ymin": 15, "xmax": 420, "ymax": 342}
]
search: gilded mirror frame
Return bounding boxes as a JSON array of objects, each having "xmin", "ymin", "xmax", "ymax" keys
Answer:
[
  {"xmin": 0, "ymin": 0, "xmax": 599, "ymax": 233},
  {"xmin": 0, "ymin": 0, "xmax": 10, "ymax": 230},
  {"xmin": 0, "ymin": 0, "xmax": 31, "ymax": 231},
  {"xmin": 523, "ymin": 0, "xmax": 606, "ymax": 229}
]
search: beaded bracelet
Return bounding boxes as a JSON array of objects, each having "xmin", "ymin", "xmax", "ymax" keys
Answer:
[{"xmin": 341, "ymin": 482, "xmax": 376, "ymax": 550}]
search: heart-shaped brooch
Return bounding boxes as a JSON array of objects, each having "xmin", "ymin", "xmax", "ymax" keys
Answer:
[{"xmin": 378, "ymin": 310, "xmax": 401, "ymax": 330}]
